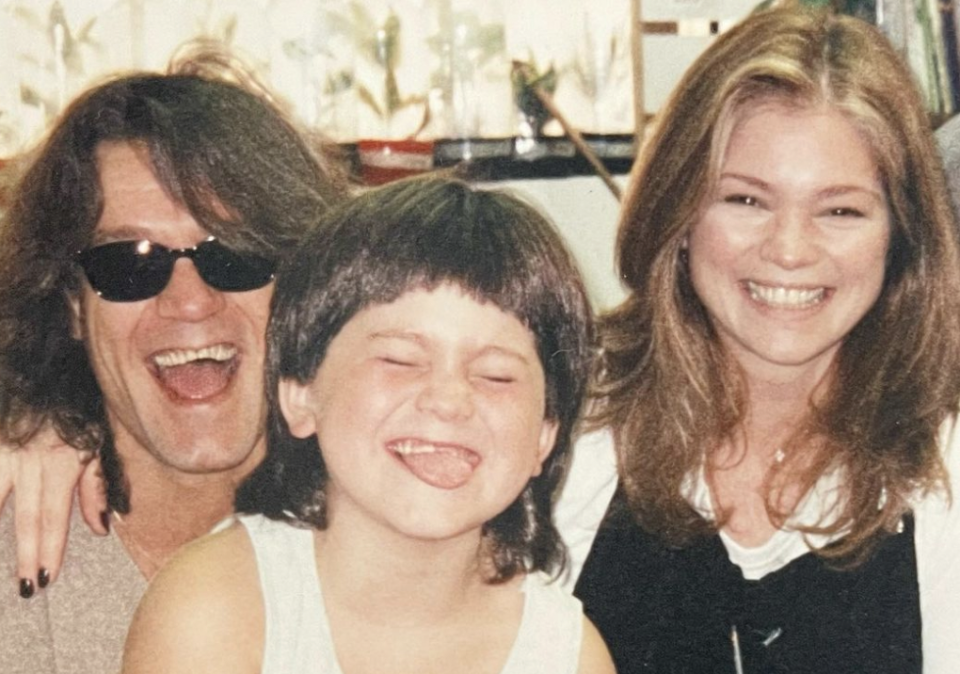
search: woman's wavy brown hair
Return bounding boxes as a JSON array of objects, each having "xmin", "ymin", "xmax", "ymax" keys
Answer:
[{"xmin": 593, "ymin": 7, "xmax": 960, "ymax": 561}]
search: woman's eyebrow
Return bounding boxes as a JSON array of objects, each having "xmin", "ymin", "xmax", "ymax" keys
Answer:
[{"xmin": 717, "ymin": 172, "xmax": 769, "ymax": 190}]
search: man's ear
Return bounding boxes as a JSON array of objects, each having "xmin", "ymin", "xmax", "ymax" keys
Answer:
[
  {"xmin": 277, "ymin": 378, "xmax": 318, "ymax": 439},
  {"xmin": 531, "ymin": 419, "xmax": 560, "ymax": 477},
  {"xmin": 67, "ymin": 292, "xmax": 84, "ymax": 340}
]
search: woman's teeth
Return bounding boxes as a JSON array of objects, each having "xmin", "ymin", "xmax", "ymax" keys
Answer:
[{"xmin": 746, "ymin": 281, "xmax": 825, "ymax": 308}]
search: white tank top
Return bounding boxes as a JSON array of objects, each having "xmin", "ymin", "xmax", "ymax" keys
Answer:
[{"xmin": 238, "ymin": 514, "xmax": 584, "ymax": 674}]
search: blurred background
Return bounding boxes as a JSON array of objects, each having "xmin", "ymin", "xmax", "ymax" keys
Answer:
[{"xmin": 1, "ymin": 0, "xmax": 956, "ymax": 309}]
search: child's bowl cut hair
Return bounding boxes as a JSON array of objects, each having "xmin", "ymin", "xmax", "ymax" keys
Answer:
[{"xmin": 237, "ymin": 175, "xmax": 595, "ymax": 582}]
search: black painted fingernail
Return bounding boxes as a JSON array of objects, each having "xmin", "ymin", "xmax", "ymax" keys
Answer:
[
  {"xmin": 19, "ymin": 578, "xmax": 34, "ymax": 599},
  {"xmin": 100, "ymin": 511, "xmax": 111, "ymax": 533},
  {"xmin": 38, "ymin": 568, "xmax": 50, "ymax": 589}
]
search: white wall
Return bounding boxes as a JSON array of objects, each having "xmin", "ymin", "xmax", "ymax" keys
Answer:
[
  {"xmin": 1, "ymin": 0, "xmax": 762, "ymax": 309},
  {"xmin": 498, "ymin": 176, "xmax": 629, "ymax": 312},
  {"xmin": 0, "ymin": 0, "xmax": 764, "ymax": 154}
]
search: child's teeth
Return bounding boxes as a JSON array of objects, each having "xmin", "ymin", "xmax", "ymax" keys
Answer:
[{"xmin": 393, "ymin": 440, "xmax": 439, "ymax": 455}]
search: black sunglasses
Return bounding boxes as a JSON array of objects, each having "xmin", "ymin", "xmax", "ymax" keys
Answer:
[{"xmin": 75, "ymin": 237, "xmax": 276, "ymax": 302}]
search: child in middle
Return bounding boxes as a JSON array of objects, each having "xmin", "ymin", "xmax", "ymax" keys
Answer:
[{"xmin": 121, "ymin": 175, "xmax": 615, "ymax": 674}]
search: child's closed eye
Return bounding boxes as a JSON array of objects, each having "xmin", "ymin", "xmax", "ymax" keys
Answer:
[
  {"xmin": 379, "ymin": 356, "xmax": 418, "ymax": 367},
  {"xmin": 374, "ymin": 346, "xmax": 426, "ymax": 369},
  {"xmin": 474, "ymin": 372, "xmax": 516, "ymax": 384}
]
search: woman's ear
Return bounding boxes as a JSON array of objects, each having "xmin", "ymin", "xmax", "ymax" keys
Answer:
[{"xmin": 278, "ymin": 378, "xmax": 318, "ymax": 439}]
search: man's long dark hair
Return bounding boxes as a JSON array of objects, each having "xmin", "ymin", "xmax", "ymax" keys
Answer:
[{"xmin": 0, "ymin": 63, "xmax": 348, "ymax": 512}]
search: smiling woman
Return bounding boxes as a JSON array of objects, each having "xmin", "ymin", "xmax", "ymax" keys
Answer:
[
  {"xmin": 575, "ymin": 6, "xmax": 960, "ymax": 674},
  {"xmin": 688, "ymin": 102, "xmax": 891, "ymax": 392}
]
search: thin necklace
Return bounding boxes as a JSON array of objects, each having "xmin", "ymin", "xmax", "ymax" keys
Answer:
[{"xmin": 111, "ymin": 511, "xmax": 164, "ymax": 579}]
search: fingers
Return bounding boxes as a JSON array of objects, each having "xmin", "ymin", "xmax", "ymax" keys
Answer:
[
  {"xmin": 79, "ymin": 457, "xmax": 109, "ymax": 537},
  {"xmin": 37, "ymin": 445, "xmax": 91, "ymax": 586},
  {"xmin": 12, "ymin": 448, "xmax": 43, "ymax": 596},
  {"xmin": 5, "ymin": 429, "xmax": 89, "ymax": 597}
]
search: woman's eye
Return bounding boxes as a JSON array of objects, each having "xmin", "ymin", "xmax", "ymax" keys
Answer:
[
  {"xmin": 723, "ymin": 194, "xmax": 759, "ymax": 207},
  {"xmin": 827, "ymin": 207, "xmax": 866, "ymax": 218}
]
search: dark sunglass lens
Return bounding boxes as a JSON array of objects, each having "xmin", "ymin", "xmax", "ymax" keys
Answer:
[
  {"xmin": 194, "ymin": 240, "xmax": 275, "ymax": 292},
  {"xmin": 77, "ymin": 241, "xmax": 172, "ymax": 302}
]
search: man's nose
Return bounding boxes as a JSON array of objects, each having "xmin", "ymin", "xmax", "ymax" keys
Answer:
[{"xmin": 155, "ymin": 258, "xmax": 226, "ymax": 321}]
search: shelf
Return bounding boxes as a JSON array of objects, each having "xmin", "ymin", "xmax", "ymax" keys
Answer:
[{"xmin": 342, "ymin": 134, "xmax": 636, "ymax": 184}]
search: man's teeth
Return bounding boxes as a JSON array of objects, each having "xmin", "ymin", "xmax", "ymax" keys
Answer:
[
  {"xmin": 747, "ymin": 282, "xmax": 825, "ymax": 308},
  {"xmin": 392, "ymin": 440, "xmax": 441, "ymax": 455},
  {"xmin": 153, "ymin": 345, "xmax": 237, "ymax": 368}
]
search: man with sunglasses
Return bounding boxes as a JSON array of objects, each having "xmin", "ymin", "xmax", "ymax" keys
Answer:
[{"xmin": 0, "ymin": 62, "xmax": 346, "ymax": 674}]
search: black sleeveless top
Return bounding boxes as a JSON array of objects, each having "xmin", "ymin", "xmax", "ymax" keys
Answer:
[{"xmin": 575, "ymin": 488, "xmax": 922, "ymax": 674}]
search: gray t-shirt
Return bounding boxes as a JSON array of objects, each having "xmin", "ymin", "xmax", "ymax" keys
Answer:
[{"xmin": 0, "ymin": 501, "xmax": 146, "ymax": 674}]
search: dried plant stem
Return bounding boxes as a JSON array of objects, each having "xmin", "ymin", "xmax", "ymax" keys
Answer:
[{"xmin": 513, "ymin": 61, "xmax": 623, "ymax": 201}]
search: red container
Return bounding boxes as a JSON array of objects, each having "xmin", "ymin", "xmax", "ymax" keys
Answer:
[{"xmin": 357, "ymin": 139, "xmax": 434, "ymax": 185}]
